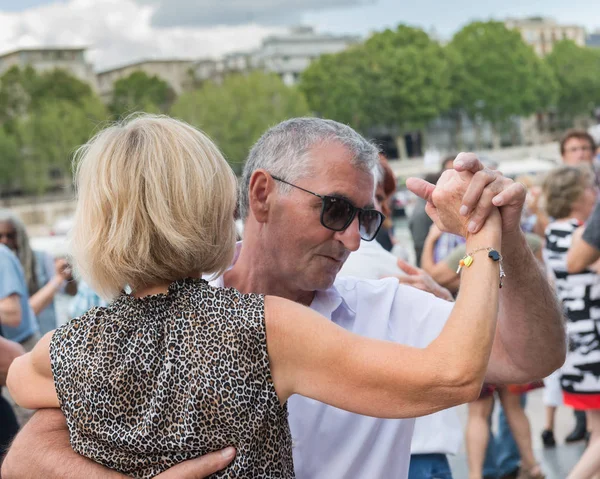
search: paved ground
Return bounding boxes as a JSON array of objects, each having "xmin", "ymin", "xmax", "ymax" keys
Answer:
[{"xmin": 448, "ymin": 389, "xmax": 587, "ymax": 478}]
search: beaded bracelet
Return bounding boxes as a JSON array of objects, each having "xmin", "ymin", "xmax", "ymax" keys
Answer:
[{"xmin": 456, "ymin": 247, "xmax": 505, "ymax": 288}]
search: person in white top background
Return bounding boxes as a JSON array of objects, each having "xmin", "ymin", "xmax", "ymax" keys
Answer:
[{"xmin": 3, "ymin": 118, "xmax": 565, "ymax": 479}]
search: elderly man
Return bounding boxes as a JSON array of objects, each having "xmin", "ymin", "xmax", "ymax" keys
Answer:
[{"xmin": 2, "ymin": 118, "xmax": 565, "ymax": 479}]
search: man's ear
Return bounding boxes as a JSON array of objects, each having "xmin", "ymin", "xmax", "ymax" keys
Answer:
[{"xmin": 248, "ymin": 169, "xmax": 275, "ymax": 223}]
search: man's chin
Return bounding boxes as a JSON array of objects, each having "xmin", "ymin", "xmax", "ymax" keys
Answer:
[{"xmin": 310, "ymin": 270, "xmax": 339, "ymax": 291}]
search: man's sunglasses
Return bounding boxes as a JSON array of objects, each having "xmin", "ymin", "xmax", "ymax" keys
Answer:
[
  {"xmin": 0, "ymin": 232, "xmax": 16, "ymax": 241},
  {"xmin": 271, "ymin": 176, "xmax": 384, "ymax": 241}
]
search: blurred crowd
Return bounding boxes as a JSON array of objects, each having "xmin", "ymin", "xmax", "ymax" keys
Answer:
[{"xmin": 407, "ymin": 127, "xmax": 600, "ymax": 478}]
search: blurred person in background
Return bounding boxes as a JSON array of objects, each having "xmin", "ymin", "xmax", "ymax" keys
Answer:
[
  {"xmin": 561, "ymin": 130, "xmax": 597, "ymax": 169},
  {"xmin": 0, "ymin": 334, "xmax": 23, "ymax": 462},
  {"xmin": 543, "ymin": 166, "xmax": 600, "ymax": 478},
  {"xmin": 466, "ymin": 383, "xmax": 545, "ymax": 479},
  {"xmin": 374, "ymin": 154, "xmax": 397, "ymax": 252},
  {"xmin": 0, "ymin": 243, "xmax": 30, "ymax": 432},
  {"xmin": 0, "ymin": 245, "xmax": 25, "ymax": 457},
  {"xmin": 69, "ymin": 280, "xmax": 108, "ymax": 319},
  {"xmin": 0, "ymin": 222, "xmax": 39, "ymax": 351},
  {"xmin": 408, "ymin": 155, "xmax": 455, "ymax": 267},
  {"xmin": 550, "ymin": 131, "xmax": 598, "ymax": 444},
  {"xmin": 409, "ymin": 171, "xmax": 441, "ymax": 267},
  {"xmin": 514, "ymin": 175, "xmax": 545, "ymax": 238},
  {"xmin": 0, "ymin": 210, "xmax": 76, "ymax": 339}
]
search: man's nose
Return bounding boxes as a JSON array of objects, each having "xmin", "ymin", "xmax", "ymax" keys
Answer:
[{"xmin": 334, "ymin": 216, "xmax": 361, "ymax": 252}]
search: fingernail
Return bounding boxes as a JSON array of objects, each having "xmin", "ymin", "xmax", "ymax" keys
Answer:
[
  {"xmin": 468, "ymin": 221, "xmax": 477, "ymax": 233},
  {"xmin": 492, "ymin": 195, "xmax": 502, "ymax": 206},
  {"xmin": 459, "ymin": 205, "xmax": 468, "ymax": 216},
  {"xmin": 455, "ymin": 160, "xmax": 464, "ymax": 168},
  {"xmin": 221, "ymin": 447, "xmax": 236, "ymax": 459}
]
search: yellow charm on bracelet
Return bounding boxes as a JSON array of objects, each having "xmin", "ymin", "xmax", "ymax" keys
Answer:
[{"xmin": 457, "ymin": 255, "xmax": 473, "ymax": 273}]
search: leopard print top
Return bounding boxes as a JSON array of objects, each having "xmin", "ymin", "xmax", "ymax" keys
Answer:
[{"xmin": 50, "ymin": 278, "xmax": 294, "ymax": 478}]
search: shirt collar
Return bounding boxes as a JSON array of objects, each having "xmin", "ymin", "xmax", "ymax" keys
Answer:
[{"xmin": 312, "ymin": 283, "xmax": 355, "ymax": 319}]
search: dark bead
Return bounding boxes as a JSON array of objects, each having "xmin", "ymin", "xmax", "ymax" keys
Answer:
[{"xmin": 488, "ymin": 250, "xmax": 501, "ymax": 261}]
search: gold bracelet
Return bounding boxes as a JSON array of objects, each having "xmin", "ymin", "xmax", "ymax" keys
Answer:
[{"xmin": 457, "ymin": 247, "xmax": 505, "ymax": 288}]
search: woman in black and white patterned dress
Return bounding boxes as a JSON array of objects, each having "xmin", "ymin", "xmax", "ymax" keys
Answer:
[{"xmin": 543, "ymin": 166, "xmax": 600, "ymax": 478}]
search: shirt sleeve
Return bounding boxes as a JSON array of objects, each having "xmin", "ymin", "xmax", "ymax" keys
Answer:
[
  {"xmin": 386, "ymin": 280, "xmax": 454, "ymax": 348},
  {"xmin": 582, "ymin": 201, "xmax": 600, "ymax": 250},
  {"xmin": 0, "ymin": 249, "xmax": 24, "ymax": 300}
]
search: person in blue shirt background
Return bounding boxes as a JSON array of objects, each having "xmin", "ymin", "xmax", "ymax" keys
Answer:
[
  {"xmin": 0, "ymin": 211, "xmax": 76, "ymax": 338},
  {"xmin": 0, "ymin": 243, "xmax": 38, "ymax": 350}
]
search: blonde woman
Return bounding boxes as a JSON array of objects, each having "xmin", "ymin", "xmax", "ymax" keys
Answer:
[
  {"xmin": 543, "ymin": 166, "xmax": 600, "ymax": 479},
  {"xmin": 7, "ymin": 115, "xmax": 502, "ymax": 478}
]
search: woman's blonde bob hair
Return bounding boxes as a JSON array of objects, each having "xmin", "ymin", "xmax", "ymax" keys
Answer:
[
  {"xmin": 71, "ymin": 114, "xmax": 237, "ymax": 299},
  {"xmin": 541, "ymin": 165, "xmax": 594, "ymax": 220}
]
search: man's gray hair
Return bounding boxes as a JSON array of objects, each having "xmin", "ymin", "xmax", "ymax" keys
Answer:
[{"xmin": 239, "ymin": 117, "xmax": 380, "ymax": 220}]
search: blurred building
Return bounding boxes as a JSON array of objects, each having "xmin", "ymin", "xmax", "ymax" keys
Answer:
[
  {"xmin": 96, "ymin": 59, "xmax": 196, "ymax": 102},
  {"xmin": 587, "ymin": 31, "xmax": 600, "ymax": 48},
  {"xmin": 505, "ymin": 17, "xmax": 586, "ymax": 55},
  {"xmin": 193, "ymin": 26, "xmax": 360, "ymax": 86},
  {"xmin": 251, "ymin": 26, "xmax": 360, "ymax": 85},
  {"xmin": 0, "ymin": 47, "xmax": 97, "ymax": 88}
]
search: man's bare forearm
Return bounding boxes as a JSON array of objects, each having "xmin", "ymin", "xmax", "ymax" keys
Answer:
[
  {"xmin": 486, "ymin": 230, "xmax": 565, "ymax": 384},
  {"xmin": 2, "ymin": 409, "xmax": 127, "ymax": 479}
]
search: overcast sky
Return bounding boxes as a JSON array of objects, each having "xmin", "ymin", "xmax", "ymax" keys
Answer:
[{"xmin": 0, "ymin": 0, "xmax": 598, "ymax": 71}]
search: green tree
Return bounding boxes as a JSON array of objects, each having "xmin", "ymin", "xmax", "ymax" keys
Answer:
[
  {"xmin": 171, "ymin": 71, "xmax": 311, "ymax": 173},
  {"xmin": 0, "ymin": 128, "xmax": 21, "ymax": 194},
  {"xmin": 447, "ymin": 21, "xmax": 557, "ymax": 148},
  {"xmin": 546, "ymin": 40, "xmax": 600, "ymax": 125},
  {"xmin": 300, "ymin": 46, "xmax": 372, "ymax": 129},
  {"xmin": 18, "ymin": 96, "xmax": 107, "ymax": 194},
  {"xmin": 0, "ymin": 66, "xmax": 39, "ymax": 133},
  {"xmin": 300, "ymin": 25, "xmax": 452, "ymax": 156},
  {"xmin": 31, "ymin": 69, "xmax": 95, "ymax": 109},
  {"xmin": 0, "ymin": 66, "xmax": 108, "ymax": 194},
  {"xmin": 0, "ymin": 66, "xmax": 97, "ymax": 125},
  {"xmin": 110, "ymin": 71, "xmax": 175, "ymax": 117}
]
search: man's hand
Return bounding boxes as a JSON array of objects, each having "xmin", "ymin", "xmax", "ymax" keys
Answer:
[
  {"xmin": 1, "ymin": 408, "xmax": 236, "ymax": 479},
  {"xmin": 406, "ymin": 152, "xmax": 526, "ymax": 236},
  {"xmin": 453, "ymin": 152, "xmax": 526, "ymax": 235},
  {"xmin": 154, "ymin": 448, "xmax": 236, "ymax": 479},
  {"xmin": 407, "ymin": 169, "xmax": 473, "ymax": 236},
  {"xmin": 389, "ymin": 259, "xmax": 454, "ymax": 302}
]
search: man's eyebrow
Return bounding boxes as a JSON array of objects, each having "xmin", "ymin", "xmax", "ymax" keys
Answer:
[{"xmin": 328, "ymin": 192, "xmax": 375, "ymax": 210}]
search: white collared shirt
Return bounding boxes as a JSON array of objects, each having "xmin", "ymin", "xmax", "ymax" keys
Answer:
[
  {"xmin": 209, "ymin": 245, "xmax": 454, "ymax": 479},
  {"xmin": 340, "ymin": 240, "xmax": 463, "ymax": 459},
  {"xmin": 338, "ymin": 239, "xmax": 405, "ymax": 279}
]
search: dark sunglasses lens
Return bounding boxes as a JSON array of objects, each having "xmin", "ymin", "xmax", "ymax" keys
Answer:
[
  {"xmin": 359, "ymin": 210, "xmax": 383, "ymax": 240},
  {"xmin": 322, "ymin": 197, "xmax": 354, "ymax": 230}
]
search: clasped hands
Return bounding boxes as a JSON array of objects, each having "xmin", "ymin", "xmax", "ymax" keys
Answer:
[{"xmin": 406, "ymin": 152, "xmax": 527, "ymax": 238}]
